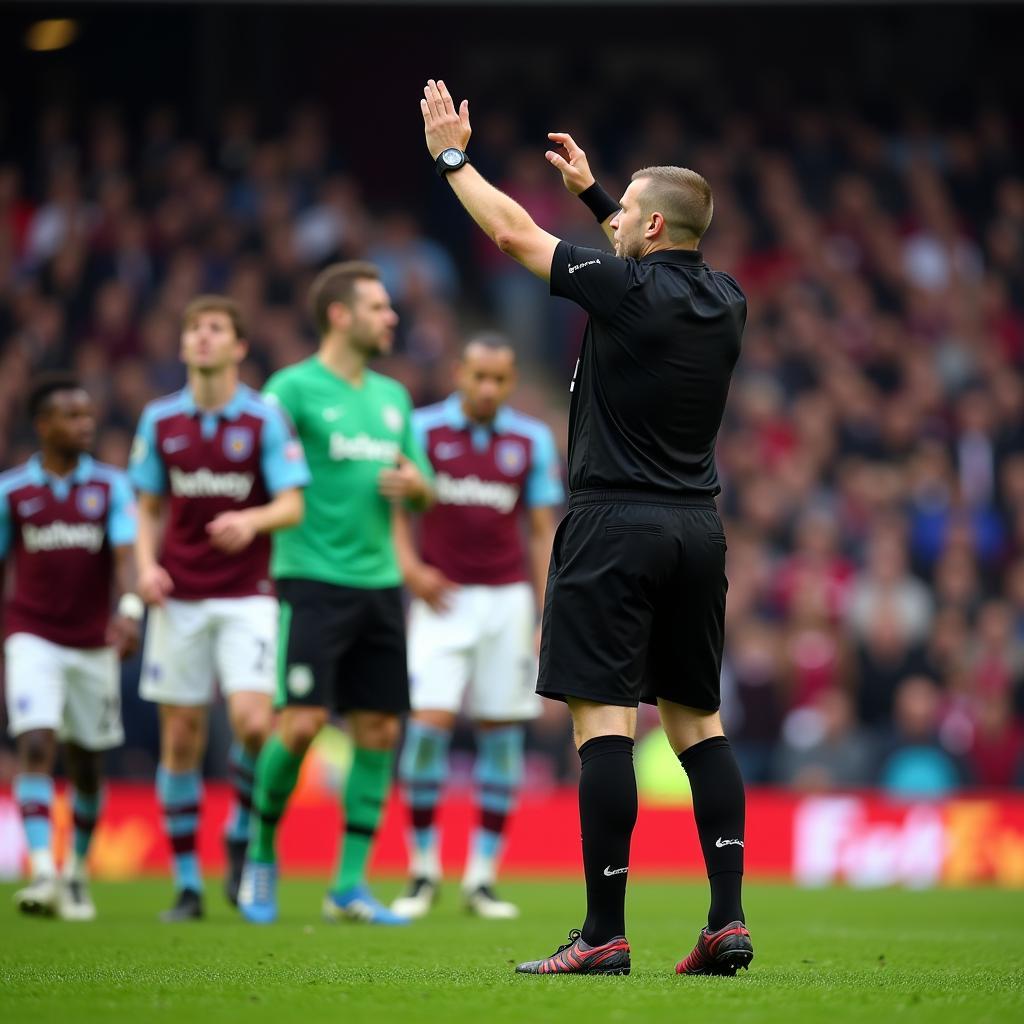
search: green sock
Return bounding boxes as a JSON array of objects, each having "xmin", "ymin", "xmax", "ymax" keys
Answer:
[
  {"xmin": 332, "ymin": 747, "xmax": 394, "ymax": 894},
  {"xmin": 249, "ymin": 733, "xmax": 304, "ymax": 865}
]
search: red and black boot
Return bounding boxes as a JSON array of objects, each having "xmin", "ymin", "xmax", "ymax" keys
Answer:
[
  {"xmin": 675, "ymin": 921, "xmax": 753, "ymax": 976},
  {"xmin": 516, "ymin": 929, "xmax": 631, "ymax": 975}
]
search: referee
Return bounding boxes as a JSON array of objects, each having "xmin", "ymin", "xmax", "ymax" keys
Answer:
[{"xmin": 421, "ymin": 80, "xmax": 750, "ymax": 977}]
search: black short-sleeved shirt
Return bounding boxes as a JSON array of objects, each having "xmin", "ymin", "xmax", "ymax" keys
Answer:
[{"xmin": 550, "ymin": 240, "xmax": 746, "ymax": 495}]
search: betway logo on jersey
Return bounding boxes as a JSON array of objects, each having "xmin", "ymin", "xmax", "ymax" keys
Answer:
[
  {"xmin": 436, "ymin": 472, "xmax": 519, "ymax": 513},
  {"xmin": 169, "ymin": 467, "xmax": 254, "ymax": 501},
  {"xmin": 329, "ymin": 433, "xmax": 400, "ymax": 463},
  {"xmin": 23, "ymin": 521, "xmax": 105, "ymax": 554}
]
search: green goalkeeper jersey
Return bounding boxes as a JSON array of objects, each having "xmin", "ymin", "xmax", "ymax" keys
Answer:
[{"xmin": 263, "ymin": 356, "xmax": 433, "ymax": 589}]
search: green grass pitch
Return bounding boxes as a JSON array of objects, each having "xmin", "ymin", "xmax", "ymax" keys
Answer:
[{"xmin": 1, "ymin": 879, "xmax": 1022, "ymax": 1024}]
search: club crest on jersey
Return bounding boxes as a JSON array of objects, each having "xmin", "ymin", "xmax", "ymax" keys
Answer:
[
  {"xmin": 76, "ymin": 485, "xmax": 106, "ymax": 519},
  {"xmin": 496, "ymin": 440, "xmax": 526, "ymax": 476},
  {"xmin": 224, "ymin": 426, "xmax": 254, "ymax": 462},
  {"xmin": 382, "ymin": 404, "xmax": 404, "ymax": 434}
]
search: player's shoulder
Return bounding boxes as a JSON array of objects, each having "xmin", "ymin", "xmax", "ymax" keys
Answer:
[
  {"xmin": 0, "ymin": 460, "xmax": 37, "ymax": 497},
  {"xmin": 266, "ymin": 357, "xmax": 318, "ymax": 388},
  {"xmin": 411, "ymin": 399, "xmax": 452, "ymax": 433},
  {"xmin": 497, "ymin": 407, "xmax": 556, "ymax": 446},
  {"xmin": 140, "ymin": 388, "xmax": 191, "ymax": 425},
  {"xmin": 87, "ymin": 460, "xmax": 131, "ymax": 487},
  {"xmin": 366, "ymin": 369, "xmax": 413, "ymax": 405},
  {"xmin": 235, "ymin": 383, "xmax": 291, "ymax": 423}
]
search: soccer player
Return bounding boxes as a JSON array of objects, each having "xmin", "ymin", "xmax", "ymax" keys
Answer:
[
  {"xmin": 420, "ymin": 81, "xmax": 751, "ymax": 976},
  {"xmin": 2, "ymin": 373, "xmax": 140, "ymax": 921},
  {"xmin": 130, "ymin": 295, "xmax": 310, "ymax": 922},
  {"xmin": 391, "ymin": 334, "xmax": 562, "ymax": 920},
  {"xmin": 238, "ymin": 261, "xmax": 433, "ymax": 926}
]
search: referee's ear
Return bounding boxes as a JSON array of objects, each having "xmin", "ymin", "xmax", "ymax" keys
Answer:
[{"xmin": 645, "ymin": 211, "xmax": 666, "ymax": 240}]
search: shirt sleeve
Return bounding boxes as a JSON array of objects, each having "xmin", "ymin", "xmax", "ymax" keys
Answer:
[
  {"xmin": 525, "ymin": 425, "xmax": 565, "ymax": 508},
  {"xmin": 262, "ymin": 370, "xmax": 301, "ymax": 430},
  {"xmin": 128, "ymin": 406, "xmax": 166, "ymax": 495},
  {"xmin": 410, "ymin": 408, "xmax": 429, "ymax": 454},
  {"xmin": 549, "ymin": 240, "xmax": 632, "ymax": 319},
  {"xmin": 0, "ymin": 489, "xmax": 11, "ymax": 559},
  {"xmin": 400, "ymin": 395, "xmax": 435, "ymax": 483},
  {"xmin": 106, "ymin": 472, "xmax": 138, "ymax": 547},
  {"xmin": 260, "ymin": 405, "xmax": 312, "ymax": 495}
]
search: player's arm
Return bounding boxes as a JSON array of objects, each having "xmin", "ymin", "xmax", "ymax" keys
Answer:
[
  {"xmin": 135, "ymin": 491, "xmax": 173, "ymax": 607},
  {"xmin": 129, "ymin": 407, "xmax": 173, "ymax": 607},
  {"xmin": 421, "ymin": 79, "xmax": 559, "ymax": 281},
  {"xmin": 105, "ymin": 473, "xmax": 142, "ymax": 658},
  {"xmin": 393, "ymin": 507, "xmax": 458, "ymax": 614},
  {"xmin": 207, "ymin": 488, "xmax": 304, "ymax": 555},
  {"xmin": 381, "ymin": 397, "xmax": 435, "ymax": 510}
]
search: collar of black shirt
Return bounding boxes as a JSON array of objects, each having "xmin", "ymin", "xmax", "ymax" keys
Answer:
[{"xmin": 640, "ymin": 248, "xmax": 703, "ymax": 265}]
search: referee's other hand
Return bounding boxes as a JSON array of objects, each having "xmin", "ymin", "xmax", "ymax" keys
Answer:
[
  {"xmin": 545, "ymin": 132, "xmax": 596, "ymax": 195},
  {"xmin": 421, "ymin": 78, "xmax": 471, "ymax": 160}
]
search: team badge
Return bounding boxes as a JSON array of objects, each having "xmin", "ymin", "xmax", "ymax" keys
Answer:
[
  {"xmin": 496, "ymin": 440, "xmax": 526, "ymax": 476},
  {"xmin": 224, "ymin": 426, "xmax": 254, "ymax": 462},
  {"xmin": 76, "ymin": 485, "xmax": 107, "ymax": 519},
  {"xmin": 382, "ymin": 404, "xmax": 404, "ymax": 434},
  {"xmin": 287, "ymin": 664, "xmax": 315, "ymax": 698}
]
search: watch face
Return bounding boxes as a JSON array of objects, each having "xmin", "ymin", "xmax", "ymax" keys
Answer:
[{"xmin": 442, "ymin": 149, "xmax": 463, "ymax": 167}]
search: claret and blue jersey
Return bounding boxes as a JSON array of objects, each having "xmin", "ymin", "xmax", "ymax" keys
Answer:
[
  {"xmin": 129, "ymin": 383, "xmax": 310, "ymax": 600},
  {"xmin": 0, "ymin": 454, "xmax": 136, "ymax": 648},
  {"xmin": 413, "ymin": 393, "xmax": 564, "ymax": 585}
]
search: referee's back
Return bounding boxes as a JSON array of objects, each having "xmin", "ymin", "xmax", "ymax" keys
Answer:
[{"xmin": 550, "ymin": 240, "xmax": 745, "ymax": 496}]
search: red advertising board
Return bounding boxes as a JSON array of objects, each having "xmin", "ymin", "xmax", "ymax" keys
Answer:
[{"xmin": 2, "ymin": 781, "xmax": 1023, "ymax": 887}]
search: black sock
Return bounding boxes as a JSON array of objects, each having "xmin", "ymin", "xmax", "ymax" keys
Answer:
[
  {"xmin": 678, "ymin": 735, "xmax": 745, "ymax": 930},
  {"xmin": 578, "ymin": 735, "xmax": 637, "ymax": 946}
]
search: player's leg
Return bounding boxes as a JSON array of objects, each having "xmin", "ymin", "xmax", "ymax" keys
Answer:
[
  {"xmin": 393, "ymin": 591, "xmax": 473, "ymax": 916},
  {"xmin": 156, "ymin": 703, "xmax": 208, "ymax": 920},
  {"xmin": 60, "ymin": 743, "xmax": 104, "ymax": 921},
  {"xmin": 140, "ymin": 598, "xmax": 215, "ymax": 921},
  {"xmin": 463, "ymin": 583, "xmax": 538, "ymax": 918},
  {"xmin": 648, "ymin": 506, "xmax": 751, "ymax": 976},
  {"xmin": 213, "ymin": 596, "xmax": 277, "ymax": 906},
  {"xmin": 325, "ymin": 710, "xmax": 407, "ymax": 923},
  {"xmin": 323, "ymin": 586, "xmax": 410, "ymax": 925},
  {"xmin": 5, "ymin": 633, "xmax": 64, "ymax": 915},
  {"xmin": 240, "ymin": 581, "xmax": 335, "ymax": 924},
  {"xmin": 58, "ymin": 645, "xmax": 124, "ymax": 921},
  {"xmin": 391, "ymin": 708, "xmax": 455, "ymax": 917}
]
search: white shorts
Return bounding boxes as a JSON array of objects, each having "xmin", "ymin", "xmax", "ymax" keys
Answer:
[
  {"xmin": 408, "ymin": 582, "xmax": 540, "ymax": 721},
  {"xmin": 140, "ymin": 596, "xmax": 277, "ymax": 706},
  {"xmin": 4, "ymin": 632, "xmax": 124, "ymax": 750}
]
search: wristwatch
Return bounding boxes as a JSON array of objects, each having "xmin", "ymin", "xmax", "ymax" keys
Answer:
[{"xmin": 435, "ymin": 147, "xmax": 468, "ymax": 177}]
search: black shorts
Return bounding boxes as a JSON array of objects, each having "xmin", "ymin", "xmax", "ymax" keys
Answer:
[
  {"xmin": 537, "ymin": 490, "xmax": 727, "ymax": 710},
  {"xmin": 276, "ymin": 579, "xmax": 410, "ymax": 715}
]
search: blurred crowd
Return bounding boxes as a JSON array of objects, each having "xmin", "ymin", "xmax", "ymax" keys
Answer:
[{"xmin": 1, "ymin": 92, "xmax": 1023, "ymax": 796}]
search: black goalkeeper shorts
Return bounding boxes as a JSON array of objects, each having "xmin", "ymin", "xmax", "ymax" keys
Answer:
[
  {"xmin": 536, "ymin": 490, "xmax": 727, "ymax": 711},
  {"xmin": 275, "ymin": 578, "xmax": 410, "ymax": 715}
]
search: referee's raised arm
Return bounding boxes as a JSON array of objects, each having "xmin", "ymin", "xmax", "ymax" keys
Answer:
[{"xmin": 420, "ymin": 79, "xmax": 561, "ymax": 279}]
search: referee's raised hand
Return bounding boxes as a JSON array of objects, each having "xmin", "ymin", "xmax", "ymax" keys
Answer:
[
  {"xmin": 421, "ymin": 78, "xmax": 471, "ymax": 159},
  {"xmin": 545, "ymin": 132, "xmax": 596, "ymax": 195}
]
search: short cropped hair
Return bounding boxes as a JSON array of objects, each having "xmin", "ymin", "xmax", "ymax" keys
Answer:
[
  {"xmin": 630, "ymin": 166, "xmax": 714, "ymax": 242},
  {"xmin": 308, "ymin": 261, "xmax": 381, "ymax": 336},
  {"xmin": 464, "ymin": 330, "xmax": 516, "ymax": 358},
  {"xmin": 183, "ymin": 294, "xmax": 246, "ymax": 340},
  {"xmin": 28, "ymin": 372, "xmax": 84, "ymax": 419}
]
